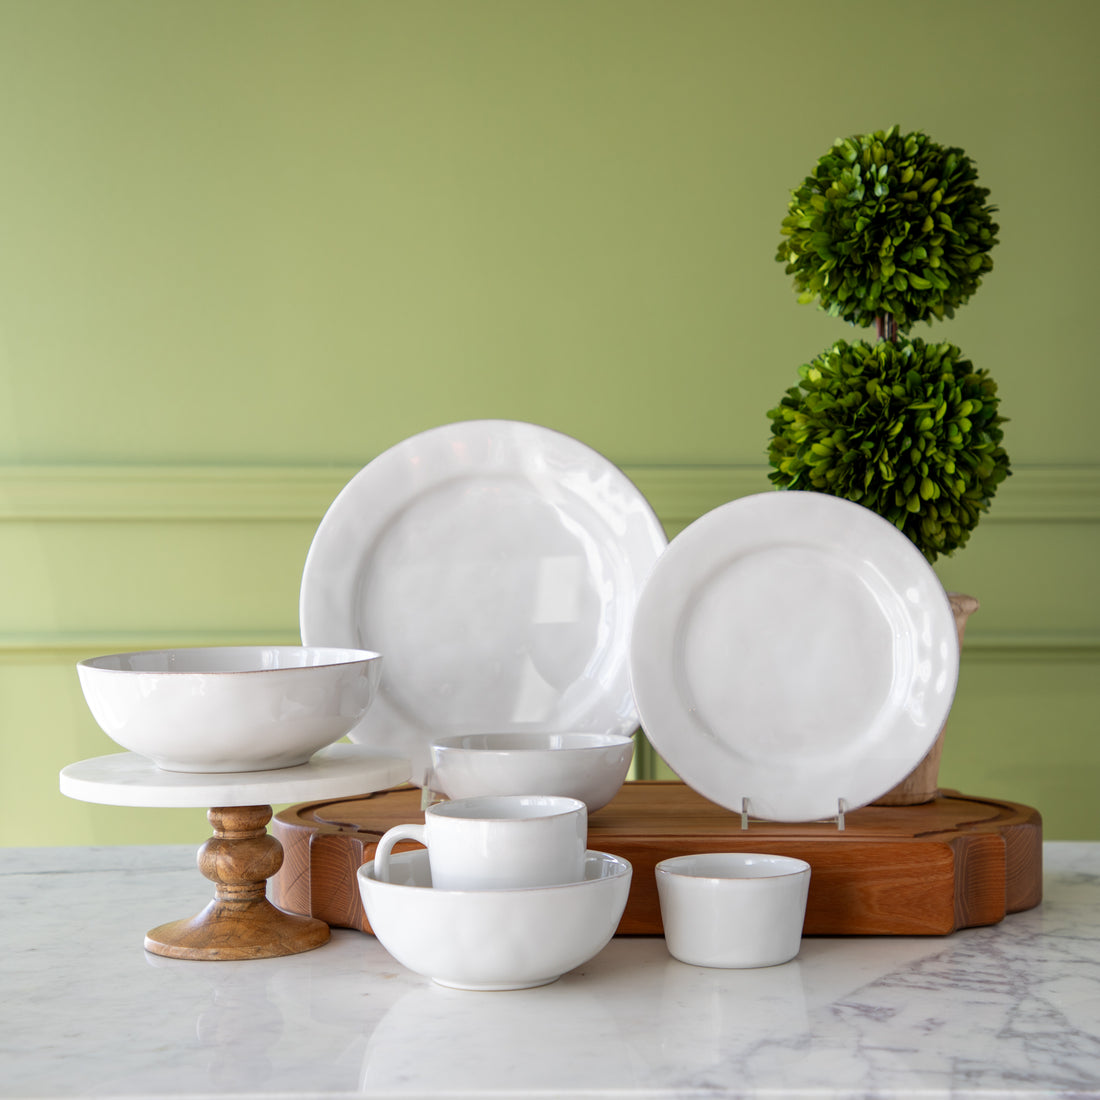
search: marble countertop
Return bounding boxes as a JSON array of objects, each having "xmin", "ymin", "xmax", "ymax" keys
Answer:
[{"xmin": 3, "ymin": 842, "xmax": 1098, "ymax": 1099}]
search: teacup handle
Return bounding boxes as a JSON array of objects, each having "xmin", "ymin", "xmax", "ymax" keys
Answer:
[{"xmin": 373, "ymin": 823, "xmax": 427, "ymax": 883}]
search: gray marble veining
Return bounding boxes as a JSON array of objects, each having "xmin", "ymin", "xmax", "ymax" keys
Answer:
[{"xmin": 1, "ymin": 843, "xmax": 1098, "ymax": 1098}]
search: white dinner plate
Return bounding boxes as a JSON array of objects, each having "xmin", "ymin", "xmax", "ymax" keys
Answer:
[
  {"xmin": 300, "ymin": 421, "xmax": 667, "ymax": 784},
  {"xmin": 629, "ymin": 491, "xmax": 959, "ymax": 821}
]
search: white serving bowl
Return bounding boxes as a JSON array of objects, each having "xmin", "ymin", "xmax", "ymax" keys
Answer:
[
  {"xmin": 429, "ymin": 732, "xmax": 634, "ymax": 811},
  {"xmin": 655, "ymin": 852, "xmax": 811, "ymax": 969},
  {"xmin": 358, "ymin": 848, "xmax": 632, "ymax": 990},
  {"xmin": 77, "ymin": 646, "xmax": 383, "ymax": 772}
]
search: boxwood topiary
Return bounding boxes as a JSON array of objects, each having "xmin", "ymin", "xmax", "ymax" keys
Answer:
[
  {"xmin": 776, "ymin": 125, "xmax": 999, "ymax": 331},
  {"xmin": 766, "ymin": 337, "xmax": 1010, "ymax": 563}
]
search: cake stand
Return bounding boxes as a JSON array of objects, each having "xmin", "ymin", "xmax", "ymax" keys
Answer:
[{"xmin": 60, "ymin": 743, "xmax": 409, "ymax": 961}]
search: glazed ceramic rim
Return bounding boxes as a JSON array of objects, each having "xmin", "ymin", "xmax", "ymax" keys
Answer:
[
  {"xmin": 78, "ymin": 645, "xmax": 381, "ymax": 675},
  {"xmin": 432, "ymin": 732, "xmax": 634, "ymax": 753},
  {"xmin": 429, "ymin": 794, "xmax": 586, "ymax": 822},
  {"xmin": 360, "ymin": 848, "xmax": 631, "ymax": 896},
  {"xmin": 655, "ymin": 852, "xmax": 811, "ymax": 882}
]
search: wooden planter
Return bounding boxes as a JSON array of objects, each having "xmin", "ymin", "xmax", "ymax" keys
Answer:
[{"xmin": 873, "ymin": 591, "xmax": 980, "ymax": 806}]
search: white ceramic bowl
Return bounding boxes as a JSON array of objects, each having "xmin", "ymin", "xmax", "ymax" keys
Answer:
[
  {"xmin": 77, "ymin": 646, "xmax": 383, "ymax": 772},
  {"xmin": 655, "ymin": 852, "xmax": 811, "ymax": 969},
  {"xmin": 429, "ymin": 732, "xmax": 634, "ymax": 811},
  {"xmin": 358, "ymin": 848, "xmax": 632, "ymax": 990}
]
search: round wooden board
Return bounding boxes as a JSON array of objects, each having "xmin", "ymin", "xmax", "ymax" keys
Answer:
[{"xmin": 271, "ymin": 782, "xmax": 1042, "ymax": 937}]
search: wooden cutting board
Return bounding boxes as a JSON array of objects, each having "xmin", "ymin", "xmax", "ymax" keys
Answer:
[{"xmin": 270, "ymin": 781, "xmax": 1042, "ymax": 937}]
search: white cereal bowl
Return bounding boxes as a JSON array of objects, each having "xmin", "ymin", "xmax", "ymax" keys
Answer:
[
  {"xmin": 358, "ymin": 848, "xmax": 632, "ymax": 990},
  {"xmin": 655, "ymin": 852, "xmax": 811, "ymax": 969},
  {"xmin": 429, "ymin": 732, "xmax": 634, "ymax": 811},
  {"xmin": 77, "ymin": 646, "xmax": 383, "ymax": 772}
]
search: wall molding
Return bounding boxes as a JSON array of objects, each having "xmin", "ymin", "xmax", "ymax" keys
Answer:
[
  {"xmin": 1, "ymin": 462, "xmax": 1098, "ymax": 523},
  {"xmin": 4, "ymin": 630, "xmax": 1095, "ymax": 662},
  {"xmin": 1, "ymin": 463, "xmax": 1096, "ymax": 660},
  {"xmin": 0, "ymin": 631, "xmax": 296, "ymax": 656}
]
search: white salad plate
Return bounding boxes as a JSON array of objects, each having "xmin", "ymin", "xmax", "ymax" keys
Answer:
[
  {"xmin": 629, "ymin": 491, "xmax": 959, "ymax": 822},
  {"xmin": 300, "ymin": 420, "xmax": 667, "ymax": 784}
]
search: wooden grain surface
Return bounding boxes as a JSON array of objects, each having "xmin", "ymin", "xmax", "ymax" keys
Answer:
[
  {"xmin": 270, "ymin": 782, "xmax": 1042, "ymax": 937},
  {"xmin": 147, "ymin": 805, "xmax": 331, "ymax": 960}
]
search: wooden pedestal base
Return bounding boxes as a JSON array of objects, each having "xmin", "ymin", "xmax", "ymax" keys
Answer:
[{"xmin": 145, "ymin": 805, "xmax": 330, "ymax": 961}]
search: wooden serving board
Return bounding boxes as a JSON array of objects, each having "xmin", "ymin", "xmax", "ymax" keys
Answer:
[{"xmin": 270, "ymin": 781, "xmax": 1042, "ymax": 937}]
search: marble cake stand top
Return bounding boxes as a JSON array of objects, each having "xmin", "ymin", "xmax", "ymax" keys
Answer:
[{"xmin": 60, "ymin": 743, "xmax": 410, "ymax": 809}]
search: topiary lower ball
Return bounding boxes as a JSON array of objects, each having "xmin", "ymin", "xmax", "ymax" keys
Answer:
[
  {"xmin": 767, "ymin": 337, "xmax": 1010, "ymax": 563},
  {"xmin": 777, "ymin": 126, "xmax": 999, "ymax": 331}
]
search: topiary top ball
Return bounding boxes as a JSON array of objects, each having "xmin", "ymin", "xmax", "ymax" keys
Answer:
[
  {"xmin": 777, "ymin": 126, "xmax": 999, "ymax": 331},
  {"xmin": 767, "ymin": 337, "xmax": 1010, "ymax": 563}
]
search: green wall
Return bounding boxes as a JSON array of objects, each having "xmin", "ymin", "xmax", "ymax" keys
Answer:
[{"xmin": 1, "ymin": 0, "xmax": 1097, "ymax": 844}]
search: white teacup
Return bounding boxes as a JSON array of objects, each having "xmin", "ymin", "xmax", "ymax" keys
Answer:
[
  {"xmin": 373, "ymin": 794, "xmax": 588, "ymax": 891},
  {"xmin": 655, "ymin": 852, "xmax": 811, "ymax": 968}
]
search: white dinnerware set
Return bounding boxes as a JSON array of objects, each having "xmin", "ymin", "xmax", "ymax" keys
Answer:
[
  {"xmin": 359, "ymin": 792, "xmax": 632, "ymax": 990},
  {"xmin": 357, "ymin": 738, "xmax": 639, "ymax": 990},
  {"xmin": 655, "ymin": 853, "xmax": 812, "ymax": 970},
  {"xmin": 76, "ymin": 645, "xmax": 384, "ymax": 774},
  {"xmin": 70, "ymin": 418, "xmax": 960, "ymax": 982},
  {"xmin": 353, "ymin": 745, "xmax": 813, "ymax": 988},
  {"xmin": 429, "ymin": 732, "xmax": 635, "ymax": 812}
]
